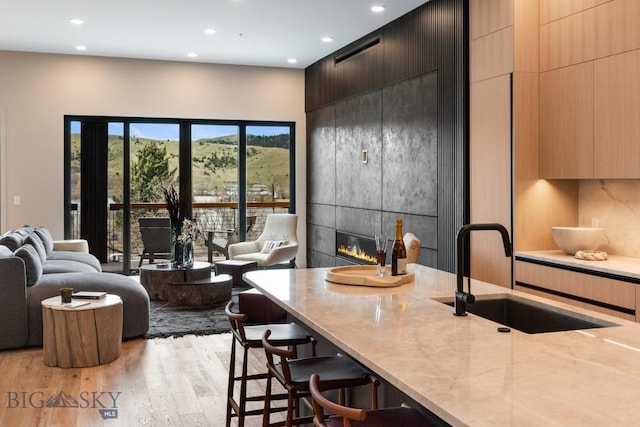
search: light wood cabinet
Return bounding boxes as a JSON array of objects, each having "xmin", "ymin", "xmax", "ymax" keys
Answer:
[
  {"xmin": 539, "ymin": 62, "xmax": 594, "ymax": 179},
  {"xmin": 515, "ymin": 259, "xmax": 637, "ymax": 321},
  {"xmin": 594, "ymin": 50, "xmax": 640, "ymax": 178},
  {"xmin": 538, "ymin": 0, "xmax": 640, "ymax": 179}
]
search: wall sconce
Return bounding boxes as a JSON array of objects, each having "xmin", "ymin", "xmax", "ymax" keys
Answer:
[{"xmin": 362, "ymin": 149, "xmax": 368, "ymax": 164}]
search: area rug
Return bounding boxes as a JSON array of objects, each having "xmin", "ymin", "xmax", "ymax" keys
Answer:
[{"xmin": 145, "ymin": 287, "xmax": 245, "ymax": 339}]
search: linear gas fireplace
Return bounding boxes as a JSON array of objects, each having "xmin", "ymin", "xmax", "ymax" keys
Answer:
[{"xmin": 336, "ymin": 231, "xmax": 378, "ymax": 265}]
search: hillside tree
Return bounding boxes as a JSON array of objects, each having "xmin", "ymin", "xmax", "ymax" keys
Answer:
[{"xmin": 131, "ymin": 141, "xmax": 175, "ymax": 202}]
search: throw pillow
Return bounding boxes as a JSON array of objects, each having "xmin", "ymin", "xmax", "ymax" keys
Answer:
[
  {"xmin": 261, "ymin": 240, "xmax": 288, "ymax": 254},
  {"xmin": 0, "ymin": 233, "xmax": 22, "ymax": 251},
  {"xmin": 14, "ymin": 226, "xmax": 34, "ymax": 237},
  {"xmin": 14, "ymin": 244, "xmax": 43, "ymax": 286},
  {"xmin": 34, "ymin": 227, "xmax": 54, "ymax": 255},
  {"xmin": 25, "ymin": 233, "xmax": 47, "ymax": 263}
]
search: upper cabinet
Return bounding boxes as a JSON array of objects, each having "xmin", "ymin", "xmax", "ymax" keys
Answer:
[
  {"xmin": 539, "ymin": 0, "xmax": 640, "ymax": 179},
  {"xmin": 594, "ymin": 50, "xmax": 640, "ymax": 177},
  {"xmin": 539, "ymin": 62, "xmax": 594, "ymax": 179}
]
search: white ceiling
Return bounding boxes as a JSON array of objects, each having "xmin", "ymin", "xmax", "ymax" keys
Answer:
[{"xmin": 0, "ymin": 0, "xmax": 428, "ymax": 69}]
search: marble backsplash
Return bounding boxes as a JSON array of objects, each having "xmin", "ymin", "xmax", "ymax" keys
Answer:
[{"xmin": 579, "ymin": 180, "xmax": 640, "ymax": 258}]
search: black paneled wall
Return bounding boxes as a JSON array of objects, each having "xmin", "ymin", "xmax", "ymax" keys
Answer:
[{"xmin": 306, "ymin": 0, "xmax": 466, "ymax": 272}]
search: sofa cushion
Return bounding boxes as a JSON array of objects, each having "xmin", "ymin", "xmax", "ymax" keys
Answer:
[
  {"xmin": 14, "ymin": 244, "xmax": 43, "ymax": 286},
  {"xmin": 0, "ymin": 245, "xmax": 14, "ymax": 259},
  {"xmin": 43, "ymin": 259, "xmax": 101, "ymax": 274},
  {"xmin": 46, "ymin": 251, "xmax": 102, "ymax": 272},
  {"xmin": 34, "ymin": 227, "xmax": 54, "ymax": 255},
  {"xmin": 24, "ymin": 234, "xmax": 47, "ymax": 264},
  {"xmin": 0, "ymin": 233, "xmax": 22, "ymax": 251},
  {"xmin": 13, "ymin": 226, "xmax": 34, "ymax": 237}
]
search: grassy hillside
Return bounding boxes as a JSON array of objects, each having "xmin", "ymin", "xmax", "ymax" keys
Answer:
[{"xmin": 70, "ymin": 134, "xmax": 290, "ymax": 202}]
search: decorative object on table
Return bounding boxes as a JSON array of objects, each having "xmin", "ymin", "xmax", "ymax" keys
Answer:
[
  {"xmin": 391, "ymin": 218, "xmax": 407, "ymax": 276},
  {"xmin": 178, "ymin": 218, "xmax": 198, "ymax": 268},
  {"xmin": 60, "ymin": 287, "xmax": 73, "ymax": 303},
  {"xmin": 574, "ymin": 250, "xmax": 608, "ymax": 261},
  {"xmin": 72, "ymin": 290, "xmax": 107, "ymax": 299},
  {"xmin": 551, "ymin": 226, "xmax": 608, "ymax": 255},
  {"xmin": 162, "ymin": 183, "xmax": 199, "ymax": 268},
  {"xmin": 325, "ymin": 265, "xmax": 414, "ymax": 287},
  {"xmin": 374, "ymin": 234, "xmax": 388, "ymax": 277}
]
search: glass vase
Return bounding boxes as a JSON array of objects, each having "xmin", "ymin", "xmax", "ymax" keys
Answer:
[
  {"xmin": 182, "ymin": 238, "xmax": 194, "ymax": 268},
  {"xmin": 170, "ymin": 220, "xmax": 183, "ymax": 267}
]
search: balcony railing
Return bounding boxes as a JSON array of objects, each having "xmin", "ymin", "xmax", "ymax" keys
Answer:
[{"xmin": 69, "ymin": 201, "xmax": 290, "ymax": 269}]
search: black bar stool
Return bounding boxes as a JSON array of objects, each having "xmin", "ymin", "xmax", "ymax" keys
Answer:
[
  {"xmin": 225, "ymin": 301, "xmax": 313, "ymax": 427},
  {"xmin": 262, "ymin": 329, "xmax": 379, "ymax": 427},
  {"xmin": 310, "ymin": 373, "xmax": 441, "ymax": 427}
]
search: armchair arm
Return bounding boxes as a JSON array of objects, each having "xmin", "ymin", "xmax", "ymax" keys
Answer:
[
  {"xmin": 228, "ymin": 240, "xmax": 262, "ymax": 259},
  {"xmin": 52, "ymin": 239, "xmax": 89, "ymax": 253},
  {"xmin": 262, "ymin": 243, "xmax": 298, "ymax": 266},
  {"xmin": 0, "ymin": 257, "xmax": 29, "ymax": 349}
]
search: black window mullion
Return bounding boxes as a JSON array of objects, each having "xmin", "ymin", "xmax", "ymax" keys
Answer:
[
  {"xmin": 122, "ymin": 121, "xmax": 132, "ymax": 274},
  {"xmin": 179, "ymin": 122, "xmax": 192, "ymax": 219},
  {"xmin": 238, "ymin": 125, "xmax": 247, "ymax": 241}
]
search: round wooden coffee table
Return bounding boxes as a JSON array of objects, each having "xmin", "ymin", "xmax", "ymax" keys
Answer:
[
  {"xmin": 41, "ymin": 294, "xmax": 123, "ymax": 368},
  {"xmin": 140, "ymin": 261, "xmax": 212, "ymax": 300}
]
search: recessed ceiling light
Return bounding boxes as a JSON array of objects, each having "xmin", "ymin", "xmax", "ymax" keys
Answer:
[
  {"xmin": 287, "ymin": 58, "xmax": 297, "ymax": 64},
  {"xmin": 371, "ymin": 5, "xmax": 386, "ymax": 13},
  {"xmin": 75, "ymin": 45, "xmax": 87, "ymax": 51},
  {"xmin": 187, "ymin": 52, "xmax": 198, "ymax": 58},
  {"xmin": 69, "ymin": 18, "xmax": 84, "ymax": 25},
  {"xmin": 204, "ymin": 28, "xmax": 216, "ymax": 35},
  {"xmin": 321, "ymin": 36, "xmax": 334, "ymax": 43}
]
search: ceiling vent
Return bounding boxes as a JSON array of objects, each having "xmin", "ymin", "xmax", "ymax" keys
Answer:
[{"xmin": 334, "ymin": 37, "xmax": 380, "ymax": 64}]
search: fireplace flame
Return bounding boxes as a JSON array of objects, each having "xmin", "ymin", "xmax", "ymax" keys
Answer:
[{"xmin": 337, "ymin": 245, "xmax": 377, "ymax": 264}]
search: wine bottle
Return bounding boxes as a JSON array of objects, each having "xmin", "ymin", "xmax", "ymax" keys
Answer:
[{"xmin": 391, "ymin": 218, "xmax": 407, "ymax": 276}]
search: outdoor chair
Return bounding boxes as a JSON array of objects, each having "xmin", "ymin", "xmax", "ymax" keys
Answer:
[
  {"xmin": 205, "ymin": 215, "xmax": 256, "ymax": 262},
  {"xmin": 138, "ymin": 217, "xmax": 171, "ymax": 267}
]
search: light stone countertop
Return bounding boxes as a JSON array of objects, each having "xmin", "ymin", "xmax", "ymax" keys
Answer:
[
  {"xmin": 244, "ymin": 264, "xmax": 640, "ymax": 427},
  {"xmin": 516, "ymin": 250, "xmax": 640, "ymax": 281}
]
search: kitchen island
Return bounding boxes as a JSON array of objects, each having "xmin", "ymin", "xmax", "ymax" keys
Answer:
[{"xmin": 244, "ymin": 264, "xmax": 640, "ymax": 426}]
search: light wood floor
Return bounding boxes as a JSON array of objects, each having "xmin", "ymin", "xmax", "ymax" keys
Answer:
[{"xmin": 0, "ymin": 334, "xmax": 288, "ymax": 427}]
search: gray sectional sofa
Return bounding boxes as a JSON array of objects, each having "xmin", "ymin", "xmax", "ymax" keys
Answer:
[{"xmin": 0, "ymin": 226, "xmax": 150, "ymax": 350}]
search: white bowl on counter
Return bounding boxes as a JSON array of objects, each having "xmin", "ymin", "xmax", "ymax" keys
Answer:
[{"xmin": 551, "ymin": 227, "xmax": 608, "ymax": 255}]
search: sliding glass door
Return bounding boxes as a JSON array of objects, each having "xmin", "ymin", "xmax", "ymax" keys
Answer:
[{"xmin": 65, "ymin": 116, "xmax": 294, "ymax": 274}]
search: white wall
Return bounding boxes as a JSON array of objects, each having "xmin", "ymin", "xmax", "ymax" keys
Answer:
[{"xmin": 0, "ymin": 50, "xmax": 307, "ymax": 265}]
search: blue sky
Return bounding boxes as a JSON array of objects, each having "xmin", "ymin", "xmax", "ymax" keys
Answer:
[{"xmin": 70, "ymin": 121, "xmax": 288, "ymax": 140}]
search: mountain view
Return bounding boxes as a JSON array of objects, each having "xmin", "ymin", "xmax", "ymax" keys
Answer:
[{"xmin": 69, "ymin": 132, "xmax": 291, "ymax": 203}]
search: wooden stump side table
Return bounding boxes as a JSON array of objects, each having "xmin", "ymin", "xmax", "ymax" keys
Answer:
[
  {"xmin": 167, "ymin": 274, "xmax": 233, "ymax": 307},
  {"xmin": 41, "ymin": 294, "xmax": 123, "ymax": 368}
]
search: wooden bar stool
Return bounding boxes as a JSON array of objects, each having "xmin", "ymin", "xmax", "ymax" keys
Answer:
[
  {"xmin": 225, "ymin": 301, "xmax": 313, "ymax": 427},
  {"xmin": 262, "ymin": 330, "xmax": 378, "ymax": 427},
  {"xmin": 309, "ymin": 373, "xmax": 442, "ymax": 427},
  {"xmin": 310, "ymin": 373, "xmax": 440, "ymax": 427}
]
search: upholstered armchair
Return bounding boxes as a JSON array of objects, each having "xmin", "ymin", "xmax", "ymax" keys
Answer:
[{"xmin": 228, "ymin": 213, "xmax": 298, "ymax": 267}]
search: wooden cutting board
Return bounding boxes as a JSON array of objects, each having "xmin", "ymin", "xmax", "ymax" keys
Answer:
[{"xmin": 324, "ymin": 265, "xmax": 415, "ymax": 287}]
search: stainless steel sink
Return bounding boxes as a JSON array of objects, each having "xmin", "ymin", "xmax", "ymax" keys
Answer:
[{"xmin": 438, "ymin": 293, "xmax": 619, "ymax": 334}]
